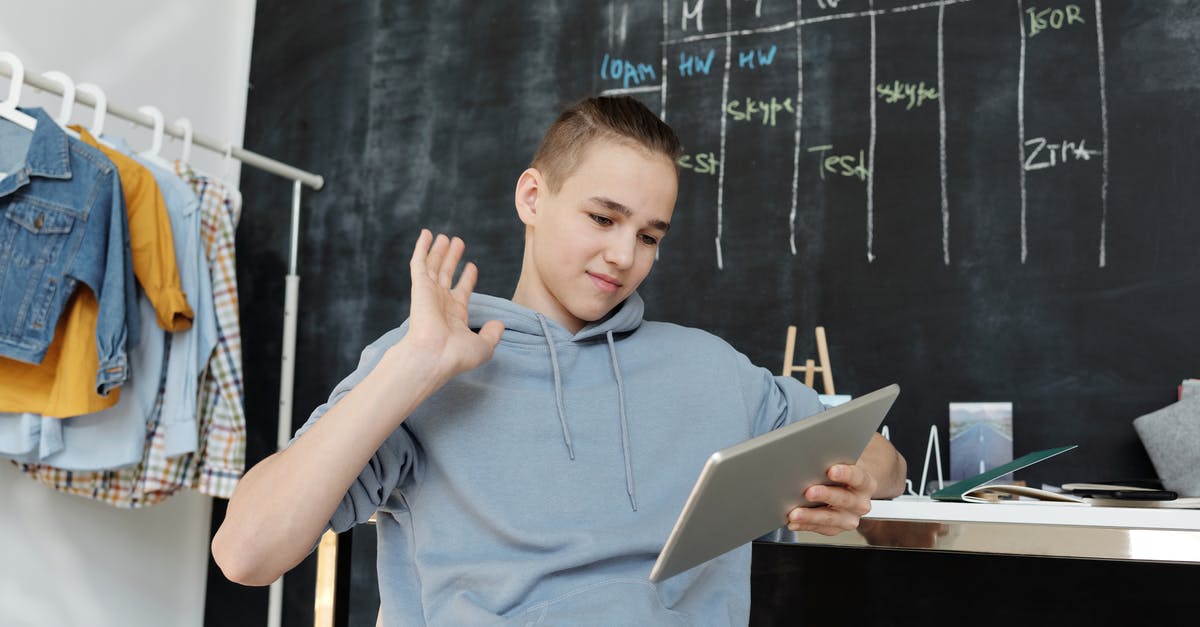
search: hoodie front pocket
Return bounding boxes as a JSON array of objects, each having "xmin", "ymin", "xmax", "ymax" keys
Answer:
[{"xmin": 517, "ymin": 578, "xmax": 688, "ymax": 626}]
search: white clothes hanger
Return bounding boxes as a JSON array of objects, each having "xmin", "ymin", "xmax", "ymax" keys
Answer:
[
  {"xmin": 173, "ymin": 117, "xmax": 193, "ymax": 165},
  {"xmin": 75, "ymin": 82, "xmax": 107, "ymax": 137},
  {"xmin": 189, "ymin": 137, "xmax": 244, "ymax": 220},
  {"xmin": 222, "ymin": 140, "xmax": 244, "ymax": 214},
  {"xmin": 137, "ymin": 104, "xmax": 171, "ymax": 168},
  {"xmin": 176, "ymin": 121, "xmax": 244, "ymax": 222},
  {"xmin": 40, "ymin": 70, "xmax": 79, "ymax": 138},
  {"xmin": 0, "ymin": 51, "xmax": 38, "ymax": 131},
  {"xmin": 193, "ymin": 138, "xmax": 244, "ymax": 215}
]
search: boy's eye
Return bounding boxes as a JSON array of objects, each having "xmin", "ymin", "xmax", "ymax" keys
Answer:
[
  {"xmin": 639, "ymin": 234, "xmax": 659, "ymax": 246},
  {"xmin": 589, "ymin": 214, "xmax": 613, "ymax": 226}
]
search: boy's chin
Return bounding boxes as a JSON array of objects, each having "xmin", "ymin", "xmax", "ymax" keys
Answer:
[{"xmin": 570, "ymin": 299, "xmax": 625, "ymax": 323}]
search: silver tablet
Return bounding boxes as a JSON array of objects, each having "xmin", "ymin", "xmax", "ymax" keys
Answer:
[{"xmin": 648, "ymin": 384, "xmax": 899, "ymax": 582}]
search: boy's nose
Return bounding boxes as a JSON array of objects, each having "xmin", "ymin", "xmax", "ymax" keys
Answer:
[{"xmin": 603, "ymin": 233, "xmax": 636, "ymax": 269}]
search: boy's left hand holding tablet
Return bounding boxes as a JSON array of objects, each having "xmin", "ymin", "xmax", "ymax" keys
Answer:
[{"xmin": 786, "ymin": 434, "xmax": 906, "ymax": 536}]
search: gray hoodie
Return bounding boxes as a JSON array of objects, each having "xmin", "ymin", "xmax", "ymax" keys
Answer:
[{"xmin": 294, "ymin": 292, "xmax": 823, "ymax": 625}]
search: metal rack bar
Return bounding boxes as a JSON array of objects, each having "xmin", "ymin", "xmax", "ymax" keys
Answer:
[{"xmin": 1, "ymin": 64, "xmax": 324, "ymax": 190}]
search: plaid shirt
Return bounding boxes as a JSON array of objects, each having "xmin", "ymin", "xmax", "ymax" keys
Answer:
[
  {"xmin": 16, "ymin": 164, "xmax": 245, "ymax": 506},
  {"xmin": 179, "ymin": 165, "xmax": 245, "ymax": 498}
]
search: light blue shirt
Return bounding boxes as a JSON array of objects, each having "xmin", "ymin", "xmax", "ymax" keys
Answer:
[{"xmin": 135, "ymin": 150, "xmax": 217, "ymax": 458}]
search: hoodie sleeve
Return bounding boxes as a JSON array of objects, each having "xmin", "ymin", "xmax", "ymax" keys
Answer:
[
  {"xmin": 727, "ymin": 346, "xmax": 826, "ymax": 544},
  {"xmin": 728, "ymin": 346, "xmax": 825, "ymax": 438},
  {"xmin": 288, "ymin": 324, "xmax": 420, "ymax": 534}
]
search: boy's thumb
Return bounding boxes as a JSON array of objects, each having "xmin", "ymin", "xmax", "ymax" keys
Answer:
[{"xmin": 479, "ymin": 320, "xmax": 505, "ymax": 348}]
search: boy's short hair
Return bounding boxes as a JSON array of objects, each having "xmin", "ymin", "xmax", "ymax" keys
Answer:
[{"xmin": 531, "ymin": 96, "xmax": 683, "ymax": 192}]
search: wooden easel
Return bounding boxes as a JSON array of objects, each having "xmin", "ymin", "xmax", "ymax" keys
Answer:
[{"xmin": 781, "ymin": 325, "xmax": 835, "ymax": 394}]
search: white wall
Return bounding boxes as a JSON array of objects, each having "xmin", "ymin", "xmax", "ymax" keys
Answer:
[
  {"xmin": 0, "ymin": 0, "xmax": 255, "ymax": 184},
  {"xmin": 0, "ymin": 2, "xmax": 256, "ymax": 626}
]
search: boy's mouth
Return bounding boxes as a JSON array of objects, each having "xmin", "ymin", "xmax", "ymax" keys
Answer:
[{"xmin": 586, "ymin": 271, "xmax": 622, "ymax": 294}]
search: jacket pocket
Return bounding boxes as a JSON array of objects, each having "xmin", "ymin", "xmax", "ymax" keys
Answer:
[
  {"xmin": 2, "ymin": 200, "xmax": 76, "ymax": 332},
  {"xmin": 515, "ymin": 578, "xmax": 688, "ymax": 626}
]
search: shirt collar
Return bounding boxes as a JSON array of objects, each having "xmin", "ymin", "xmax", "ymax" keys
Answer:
[{"xmin": 20, "ymin": 107, "xmax": 72, "ymax": 180}]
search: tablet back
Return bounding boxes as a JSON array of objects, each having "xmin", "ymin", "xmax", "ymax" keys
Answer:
[{"xmin": 648, "ymin": 384, "xmax": 899, "ymax": 582}]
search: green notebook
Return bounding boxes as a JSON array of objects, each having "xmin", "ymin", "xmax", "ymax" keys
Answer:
[{"xmin": 931, "ymin": 445, "xmax": 1079, "ymax": 502}]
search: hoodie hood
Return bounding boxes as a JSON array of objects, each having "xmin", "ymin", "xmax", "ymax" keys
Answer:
[
  {"xmin": 467, "ymin": 292, "xmax": 644, "ymax": 510},
  {"xmin": 468, "ymin": 292, "xmax": 644, "ymax": 342}
]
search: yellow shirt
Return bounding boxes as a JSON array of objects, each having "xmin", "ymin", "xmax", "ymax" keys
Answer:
[{"xmin": 0, "ymin": 128, "xmax": 193, "ymax": 417}]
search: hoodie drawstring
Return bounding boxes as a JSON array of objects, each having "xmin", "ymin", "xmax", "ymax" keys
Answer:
[
  {"xmin": 607, "ymin": 330, "xmax": 638, "ymax": 512},
  {"xmin": 537, "ymin": 315, "xmax": 576, "ymax": 460},
  {"xmin": 534, "ymin": 315, "xmax": 638, "ymax": 512}
]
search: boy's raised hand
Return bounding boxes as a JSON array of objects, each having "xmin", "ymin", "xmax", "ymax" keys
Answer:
[{"xmin": 404, "ymin": 230, "xmax": 504, "ymax": 380}]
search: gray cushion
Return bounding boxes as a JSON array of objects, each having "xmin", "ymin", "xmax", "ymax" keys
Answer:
[{"xmin": 1133, "ymin": 394, "xmax": 1200, "ymax": 497}]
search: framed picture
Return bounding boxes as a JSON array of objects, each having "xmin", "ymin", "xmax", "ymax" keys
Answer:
[{"xmin": 949, "ymin": 402, "xmax": 1013, "ymax": 481}]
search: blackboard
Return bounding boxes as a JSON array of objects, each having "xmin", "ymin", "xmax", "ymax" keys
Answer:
[{"xmin": 209, "ymin": 1, "xmax": 1200, "ymax": 624}]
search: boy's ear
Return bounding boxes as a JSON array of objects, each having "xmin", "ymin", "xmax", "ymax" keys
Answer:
[{"xmin": 514, "ymin": 168, "xmax": 543, "ymax": 226}]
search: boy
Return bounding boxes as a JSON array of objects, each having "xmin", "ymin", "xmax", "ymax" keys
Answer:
[{"xmin": 214, "ymin": 96, "xmax": 906, "ymax": 625}]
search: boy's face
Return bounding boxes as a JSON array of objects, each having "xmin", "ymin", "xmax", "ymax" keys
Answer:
[{"xmin": 514, "ymin": 139, "xmax": 678, "ymax": 333}]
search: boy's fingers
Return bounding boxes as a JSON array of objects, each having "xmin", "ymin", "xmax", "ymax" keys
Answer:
[
  {"xmin": 789, "ymin": 503, "xmax": 863, "ymax": 534},
  {"xmin": 452, "ymin": 262, "xmax": 479, "ymax": 302},
  {"xmin": 425, "ymin": 233, "xmax": 450, "ymax": 279},
  {"xmin": 410, "ymin": 229, "xmax": 432, "ymax": 271},
  {"xmin": 830, "ymin": 464, "xmax": 869, "ymax": 490},
  {"xmin": 440, "ymin": 237, "xmax": 465, "ymax": 287},
  {"xmin": 788, "ymin": 505, "xmax": 850, "ymax": 530},
  {"xmin": 807, "ymin": 484, "xmax": 870, "ymax": 515},
  {"xmin": 788, "ymin": 522, "xmax": 847, "ymax": 537}
]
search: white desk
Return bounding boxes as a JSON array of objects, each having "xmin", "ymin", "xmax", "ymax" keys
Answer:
[{"xmin": 786, "ymin": 496, "xmax": 1200, "ymax": 564}]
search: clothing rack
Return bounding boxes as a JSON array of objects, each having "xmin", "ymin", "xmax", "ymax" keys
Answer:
[
  {"xmin": 0, "ymin": 61, "xmax": 323, "ymax": 190},
  {"xmin": 3, "ymin": 52, "xmax": 317, "ymax": 627}
]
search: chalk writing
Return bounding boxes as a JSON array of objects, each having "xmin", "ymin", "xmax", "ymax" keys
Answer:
[
  {"xmin": 737, "ymin": 45, "xmax": 778, "ymax": 70},
  {"xmin": 678, "ymin": 151, "xmax": 720, "ymax": 175},
  {"xmin": 1023, "ymin": 137, "xmax": 1101, "ymax": 171},
  {"xmin": 726, "ymin": 96, "xmax": 795, "ymax": 126},
  {"xmin": 640, "ymin": 0, "xmax": 1112, "ymax": 268},
  {"xmin": 678, "ymin": 50, "xmax": 717, "ymax": 77},
  {"xmin": 599, "ymin": 53, "xmax": 657, "ymax": 89},
  {"xmin": 683, "ymin": 0, "xmax": 704, "ymax": 31},
  {"xmin": 1026, "ymin": 4, "xmax": 1085, "ymax": 37},
  {"xmin": 808, "ymin": 145, "xmax": 869, "ymax": 181},
  {"xmin": 876, "ymin": 80, "xmax": 939, "ymax": 110}
]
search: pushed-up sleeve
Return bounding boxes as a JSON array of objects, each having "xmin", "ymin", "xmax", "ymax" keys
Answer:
[
  {"xmin": 289, "ymin": 325, "xmax": 420, "ymax": 534},
  {"xmin": 728, "ymin": 346, "xmax": 825, "ymax": 438},
  {"xmin": 128, "ymin": 177, "xmax": 193, "ymax": 332}
]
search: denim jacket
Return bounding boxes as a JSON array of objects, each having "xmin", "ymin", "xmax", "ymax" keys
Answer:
[{"xmin": 0, "ymin": 108, "xmax": 136, "ymax": 393}]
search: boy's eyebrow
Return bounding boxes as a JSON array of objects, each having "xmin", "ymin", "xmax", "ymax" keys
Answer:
[{"xmin": 589, "ymin": 196, "xmax": 671, "ymax": 232}]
